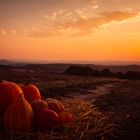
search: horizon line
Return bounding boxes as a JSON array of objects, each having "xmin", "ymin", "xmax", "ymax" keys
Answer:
[{"xmin": 0, "ymin": 59, "xmax": 140, "ymax": 65}]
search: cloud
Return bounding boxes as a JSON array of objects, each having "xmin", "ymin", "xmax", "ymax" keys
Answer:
[
  {"xmin": 30, "ymin": 11, "xmax": 138, "ymax": 38},
  {"xmin": 11, "ymin": 29, "xmax": 16, "ymax": 35},
  {"xmin": 58, "ymin": 9, "xmax": 64, "ymax": 14},
  {"xmin": 31, "ymin": 27, "xmax": 37, "ymax": 32},
  {"xmin": 0, "ymin": 28, "xmax": 17, "ymax": 35},
  {"xmin": 44, "ymin": 12, "xmax": 57, "ymax": 21},
  {"xmin": 75, "ymin": 9, "xmax": 83, "ymax": 15},
  {"xmin": 100, "ymin": 11, "xmax": 138, "ymax": 22},
  {"xmin": 44, "ymin": 8, "xmax": 65, "ymax": 22},
  {"xmin": 0, "ymin": 29, "xmax": 7, "ymax": 35},
  {"xmin": 91, "ymin": 4, "xmax": 98, "ymax": 10}
]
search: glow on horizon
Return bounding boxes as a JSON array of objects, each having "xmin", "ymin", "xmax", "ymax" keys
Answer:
[{"xmin": 0, "ymin": 0, "xmax": 140, "ymax": 63}]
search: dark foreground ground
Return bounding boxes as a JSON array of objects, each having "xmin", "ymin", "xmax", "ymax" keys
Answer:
[
  {"xmin": 0, "ymin": 65, "xmax": 140, "ymax": 140},
  {"xmin": 94, "ymin": 80, "xmax": 140, "ymax": 140}
]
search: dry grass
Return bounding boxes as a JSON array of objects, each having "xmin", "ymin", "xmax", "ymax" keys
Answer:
[{"xmin": 0, "ymin": 99, "xmax": 116, "ymax": 140}]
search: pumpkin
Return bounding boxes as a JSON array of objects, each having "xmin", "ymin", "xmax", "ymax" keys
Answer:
[
  {"xmin": 38, "ymin": 109, "xmax": 59, "ymax": 131},
  {"xmin": 59, "ymin": 111, "xmax": 73, "ymax": 124},
  {"xmin": 19, "ymin": 84, "xmax": 41, "ymax": 103},
  {"xmin": 5, "ymin": 81, "xmax": 23, "ymax": 95},
  {"xmin": 3, "ymin": 94, "xmax": 34, "ymax": 133},
  {"xmin": 45, "ymin": 98, "xmax": 66, "ymax": 114},
  {"xmin": 31, "ymin": 100, "xmax": 48, "ymax": 117},
  {"xmin": 0, "ymin": 81, "xmax": 23, "ymax": 117}
]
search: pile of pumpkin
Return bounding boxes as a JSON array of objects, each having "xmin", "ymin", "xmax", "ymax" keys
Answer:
[{"xmin": 0, "ymin": 80, "xmax": 72, "ymax": 133}]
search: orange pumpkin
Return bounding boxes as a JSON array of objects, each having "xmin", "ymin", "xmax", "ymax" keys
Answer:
[
  {"xmin": 59, "ymin": 111, "xmax": 73, "ymax": 124},
  {"xmin": 38, "ymin": 109, "xmax": 59, "ymax": 131},
  {"xmin": 19, "ymin": 84, "xmax": 41, "ymax": 103},
  {"xmin": 31, "ymin": 100, "xmax": 48, "ymax": 117},
  {"xmin": 46, "ymin": 98, "xmax": 66, "ymax": 114},
  {"xmin": 5, "ymin": 81, "xmax": 23, "ymax": 95},
  {"xmin": 3, "ymin": 94, "xmax": 34, "ymax": 133},
  {"xmin": 0, "ymin": 81, "xmax": 23, "ymax": 117}
]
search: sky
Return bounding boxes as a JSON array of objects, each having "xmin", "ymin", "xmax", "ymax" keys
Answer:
[{"xmin": 0, "ymin": 0, "xmax": 140, "ymax": 63}]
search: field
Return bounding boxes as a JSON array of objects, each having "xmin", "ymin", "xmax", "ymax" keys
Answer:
[{"xmin": 0, "ymin": 64, "xmax": 140, "ymax": 140}]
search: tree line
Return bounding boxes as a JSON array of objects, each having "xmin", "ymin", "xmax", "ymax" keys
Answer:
[{"xmin": 65, "ymin": 65, "xmax": 140, "ymax": 80}]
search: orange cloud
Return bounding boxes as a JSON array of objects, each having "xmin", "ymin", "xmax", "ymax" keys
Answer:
[
  {"xmin": 0, "ymin": 29, "xmax": 7, "ymax": 35},
  {"xmin": 30, "ymin": 11, "xmax": 138, "ymax": 37},
  {"xmin": 0, "ymin": 29, "xmax": 17, "ymax": 36},
  {"xmin": 11, "ymin": 29, "xmax": 17, "ymax": 35}
]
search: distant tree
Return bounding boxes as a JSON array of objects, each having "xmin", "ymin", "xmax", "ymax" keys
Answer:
[
  {"xmin": 92, "ymin": 69, "xmax": 101, "ymax": 77},
  {"xmin": 115, "ymin": 72, "xmax": 126, "ymax": 79},
  {"xmin": 101, "ymin": 69, "xmax": 113, "ymax": 77},
  {"xmin": 125, "ymin": 71, "xmax": 140, "ymax": 80},
  {"xmin": 64, "ymin": 65, "xmax": 95, "ymax": 76},
  {"xmin": 65, "ymin": 65, "xmax": 140, "ymax": 80}
]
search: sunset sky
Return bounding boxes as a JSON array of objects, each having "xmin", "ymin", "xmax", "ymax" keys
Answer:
[{"xmin": 0, "ymin": 0, "xmax": 140, "ymax": 63}]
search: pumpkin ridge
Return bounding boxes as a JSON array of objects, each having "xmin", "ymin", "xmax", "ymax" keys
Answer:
[
  {"xmin": 0, "ymin": 81, "xmax": 25, "ymax": 117},
  {"xmin": 24, "ymin": 99, "xmax": 33, "ymax": 131},
  {"xmin": 3, "ymin": 95, "xmax": 34, "ymax": 132},
  {"xmin": 19, "ymin": 97, "xmax": 25, "ymax": 131},
  {"xmin": 10, "ymin": 101, "xmax": 16, "ymax": 131}
]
